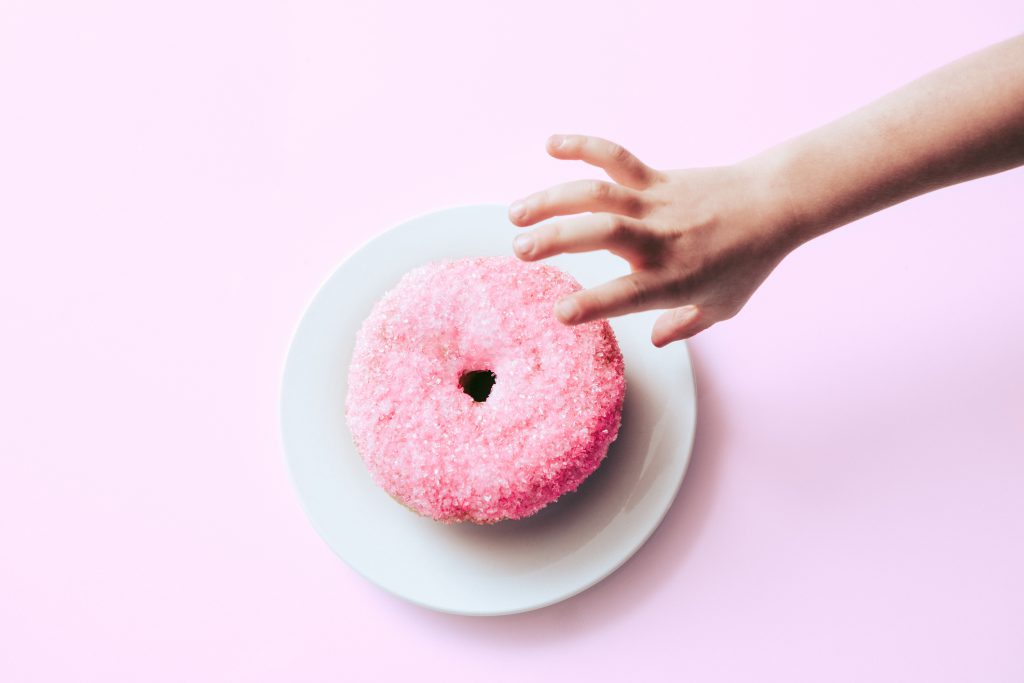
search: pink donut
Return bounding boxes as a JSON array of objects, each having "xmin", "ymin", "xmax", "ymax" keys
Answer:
[{"xmin": 345, "ymin": 256, "xmax": 626, "ymax": 524}]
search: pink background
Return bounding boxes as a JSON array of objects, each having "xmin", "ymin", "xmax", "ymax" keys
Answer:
[{"xmin": 2, "ymin": 1, "xmax": 1023, "ymax": 681}]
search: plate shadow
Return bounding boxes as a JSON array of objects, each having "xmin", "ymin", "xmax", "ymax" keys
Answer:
[{"xmin": 398, "ymin": 340, "xmax": 728, "ymax": 640}]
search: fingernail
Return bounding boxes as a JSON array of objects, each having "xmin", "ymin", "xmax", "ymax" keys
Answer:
[
  {"xmin": 509, "ymin": 201, "xmax": 526, "ymax": 221},
  {"xmin": 676, "ymin": 305, "xmax": 699, "ymax": 323},
  {"xmin": 549, "ymin": 134, "xmax": 566, "ymax": 149},
  {"xmin": 554, "ymin": 298, "xmax": 580, "ymax": 323},
  {"xmin": 513, "ymin": 233, "xmax": 534, "ymax": 257}
]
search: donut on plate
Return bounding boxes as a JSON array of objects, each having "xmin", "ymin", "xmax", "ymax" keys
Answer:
[{"xmin": 344, "ymin": 256, "xmax": 626, "ymax": 524}]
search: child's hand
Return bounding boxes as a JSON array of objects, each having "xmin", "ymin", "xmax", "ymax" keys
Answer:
[
  {"xmin": 508, "ymin": 134, "xmax": 793, "ymax": 347},
  {"xmin": 509, "ymin": 38, "xmax": 1024, "ymax": 347}
]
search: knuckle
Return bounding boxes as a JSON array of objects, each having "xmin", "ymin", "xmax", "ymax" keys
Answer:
[
  {"xmin": 601, "ymin": 213, "xmax": 625, "ymax": 238},
  {"xmin": 625, "ymin": 194, "xmax": 647, "ymax": 216},
  {"xmin": 588, "ymin": 180, "xmax": 611, "ymax": 200},
  {"xmin": 607, "ymin": 142, "xmax": 631, "ymax": 164},
  {"xmin": 538, "ymin": 224, "xmax": 560, "ymax": 252},
  {"xmin": 610, "ymin": 217, "xmax": 634, "ymax": 242},
  {"xmin": 662, "ymin": 274, "xmax": 691, "ymax": 300},
  {"xmin": 625, "ymin": 277, "xmax": 648, "ymax": 308}
]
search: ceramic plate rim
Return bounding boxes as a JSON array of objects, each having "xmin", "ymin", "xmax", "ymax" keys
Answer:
[{"xmin": 279, "ymin": 203, "xmax": 697, "ymax": 616}]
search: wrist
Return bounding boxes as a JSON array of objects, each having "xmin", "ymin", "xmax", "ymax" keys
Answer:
[{"xmin": 738, "ymin": 140, "xmax": 833, "ymax": 254}]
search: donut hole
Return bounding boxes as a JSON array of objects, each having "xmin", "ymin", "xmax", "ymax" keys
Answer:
[{"xmin": 459, "ymin": 369, "xmax": 496, "ymax": 402}]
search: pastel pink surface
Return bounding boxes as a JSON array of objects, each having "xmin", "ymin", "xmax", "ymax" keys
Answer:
[
  {"xmin": 345, "ymin": 256, "xmax": 625, "ymax": 523},
  {"xmin": 2, "ymin": 1, "xmax": 1024, "ymax": 682}
]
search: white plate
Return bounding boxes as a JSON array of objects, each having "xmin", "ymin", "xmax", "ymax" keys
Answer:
[{"xmin": 280, "ymin": 204, "xmax": 697, "ymax": 616}]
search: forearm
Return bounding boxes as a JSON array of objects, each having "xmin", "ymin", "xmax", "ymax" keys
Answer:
[
  {"xmin": 751, "ymin": 34, "xmax": 1024, "ymax": 247},
  {"xmin": 508, "ymin": 36, "xmax": 1024, "ymax": 343}
]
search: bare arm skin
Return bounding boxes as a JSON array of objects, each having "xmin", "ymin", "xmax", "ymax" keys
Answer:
[{"xmin": 508, "ymin": 34, "xmax": 1024, "ymax": 347}]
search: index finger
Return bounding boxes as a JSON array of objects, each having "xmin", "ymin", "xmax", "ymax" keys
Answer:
[{"xmin": 547, "ymin": 134, "xmax": 660, "ymax": 189}]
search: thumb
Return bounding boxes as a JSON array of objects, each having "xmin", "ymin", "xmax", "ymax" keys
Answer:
[{"xmin": 651, "ymin": 305, "xmax": 709, "ymax": 347}]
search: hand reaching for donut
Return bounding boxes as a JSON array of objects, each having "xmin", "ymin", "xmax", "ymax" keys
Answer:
[
  {"xmin": 508, "ymin": 36, "xmax": 1024, "ymax": 347},
  {"xmin": 508, "ymin": 134, "xmax": 791, "ymax": 348}
]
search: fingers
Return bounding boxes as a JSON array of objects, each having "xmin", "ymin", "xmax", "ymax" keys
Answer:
[
  {"xmin": 651, "ymin": 305, "xmax": 711, "ymax": 347},
  {"xmin": 546, "ymin": 134, "xmax": 659, "ymax": 189},
  {"xmin": 554, "ymin": 271, "xmax": 666, "ymax": 325},
  {"xmin": 513, "ymin": 213, "xmax": 648, "ymax": 262},
  {"xmin": 509, "ymin": 179, "xmax": 647, "ymax": 227}
]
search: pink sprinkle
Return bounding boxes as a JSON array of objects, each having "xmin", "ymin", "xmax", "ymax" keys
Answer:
[{"xmin": 344, "ymin": 256, "xmax": 626, "ymax": 524}]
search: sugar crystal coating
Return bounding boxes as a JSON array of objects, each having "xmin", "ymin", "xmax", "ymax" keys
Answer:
[{"xmin": 344, "ymin": 256, "xmax": 626, "ymax": 524}]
